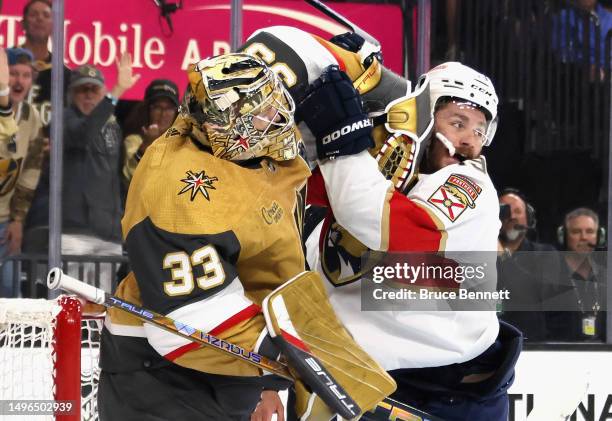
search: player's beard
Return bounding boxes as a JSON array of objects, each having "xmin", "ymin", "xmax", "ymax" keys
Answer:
[
  {"xmin": 420, "ymin": 132, "xmax": 477, "ymax": 173},
  {"xmin": 419, "ymin": 133, "xmax": 441, "ymax": 174}
]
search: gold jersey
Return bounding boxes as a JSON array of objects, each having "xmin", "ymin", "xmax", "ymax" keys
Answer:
[
  {"xmin": 0, "ymin": 102, "xmax": 44, "ymax": 223},
  {"xmin": 101, "ymin": 117, "xmax": 310, "ymax": 377}
]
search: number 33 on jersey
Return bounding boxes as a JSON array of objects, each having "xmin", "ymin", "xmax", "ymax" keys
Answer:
[{"xmin": 102, "ymin": 120, "xmax": 310, "ymax": 377}]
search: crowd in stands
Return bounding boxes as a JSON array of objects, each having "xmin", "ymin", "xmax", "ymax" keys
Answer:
[
  {"xmin": 0, "ymin": 0, "xmax": 180, "ymax": 297},
  {"xmin": 496, "ymin": 188, "xmax": 607, "ymax": 343},
  {"xmin": 0, "ymin": 0, "xmax": 608, "ymax": 345},
  {"xmin": 552, "ymin": 0, "xmax": 612, "ymax": 80}
]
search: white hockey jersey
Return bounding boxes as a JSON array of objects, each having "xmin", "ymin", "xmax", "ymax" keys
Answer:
[
  {"xmin": 306, "ymin": 151, "xmax": 500, "ymax": 370},
  {"xmin": 244, "ymin": 25, "xmax": 501, "ymax": 370}
]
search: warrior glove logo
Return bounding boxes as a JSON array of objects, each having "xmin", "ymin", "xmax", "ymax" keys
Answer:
[{"xmin": 322, "ymin": 118, "xmax": 372, "ymax": 145}]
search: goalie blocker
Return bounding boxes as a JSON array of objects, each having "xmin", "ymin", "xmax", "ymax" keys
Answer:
[
  {"xmin": 47, "ymin": 268, "xmax": 395, "ymax": 420},
  {"xmin": 263, "ymin": 271, "xmax": 395, "ymax": 420}
]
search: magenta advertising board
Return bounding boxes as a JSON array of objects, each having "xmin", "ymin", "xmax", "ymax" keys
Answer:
[{"xmin": 1, "ymin": 0, "xmax": 404, "ymax": 100}]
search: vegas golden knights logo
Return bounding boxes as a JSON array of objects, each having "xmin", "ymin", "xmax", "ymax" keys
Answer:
[
  {"xmin": 0, "ymin": 158, "xmax": 22, "ymax": 197},
  {"xmin": 178, "ymin": 170, "xmax": 219, "ymax": 202}
]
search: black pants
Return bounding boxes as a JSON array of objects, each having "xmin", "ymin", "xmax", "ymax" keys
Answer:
[
  {"xmin": 388, "ymin": 321, "xmax": 523, "ymax": 421},
  {"xmin": 99, "ymin": 365, "xmax": 265, "ymax": 421}
]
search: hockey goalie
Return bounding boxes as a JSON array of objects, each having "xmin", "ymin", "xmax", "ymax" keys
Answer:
[{"xmin": 96, "ymin": 52, "xmax": 395, "ymax": 421}]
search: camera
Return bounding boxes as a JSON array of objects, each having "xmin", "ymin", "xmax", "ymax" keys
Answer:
[{"xmin": 499, "ymin": 203, "xmax": 511, "ymax": 221}]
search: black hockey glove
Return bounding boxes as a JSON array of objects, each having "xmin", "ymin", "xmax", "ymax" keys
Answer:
[{"xmin": 297, "ymin": 65, "xmax": 374, "ymax": 160}]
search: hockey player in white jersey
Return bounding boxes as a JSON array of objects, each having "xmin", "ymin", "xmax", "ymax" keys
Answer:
[
  {"xmin": 240, "ymin": 26, "xmax": 521, "ymax": 420},
  {"xmin": 300, "ymin": 62, "xmax": 522, "ymax": 420}
]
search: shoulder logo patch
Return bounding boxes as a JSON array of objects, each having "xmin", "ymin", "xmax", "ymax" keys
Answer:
[
  {"xmin": 178, "ymin": 170, "xmax": 219, "ymax": 201},
  {"xmin": 261, "ymin": 201, "xmax": 284, "ymax": 225},
  {"xmin": 428, "ymin": 174, "xmax": 482, "ymax": 222},
  {"xmin": 165, "ymin": 127, "xmax": 181, "ymax": 138}
]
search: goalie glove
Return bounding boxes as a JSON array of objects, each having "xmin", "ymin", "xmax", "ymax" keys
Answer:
[{"xmin": 297, "ymin": 65, "xmax": 374, "ymax": 161}]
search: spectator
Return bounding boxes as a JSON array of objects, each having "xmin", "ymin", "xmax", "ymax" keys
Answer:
[
  {"xmin": 62, "ymin": 54, "xmax": 139, "ymax": 292},
  {"xmin": 498, "ymin": 188, "xmax": 553, "ymax": 253},
  {"xmin": 546, "ymin": 207, "xmax": 606, "ymax": 341},
  {"xmin": 552, "ymin": 0, "xmax": 612, "ymax": 71},
  {"xmin": 497, "ymin": 188, "xmax": 557, "ymax": 341},
  {"xmin": 122, "ymin": 79, "xmax": 179, "ymax": 185},
  {"xmin": 0, "ymin": 47, "xmax": 44, "ymax": 297},
  {"xmin": 20, "ymin": 0, "xmax": 71, "ymax": 127},
  {"xmin": 21, "ymin": 0, "xmax": 72, "ymax": 253}
]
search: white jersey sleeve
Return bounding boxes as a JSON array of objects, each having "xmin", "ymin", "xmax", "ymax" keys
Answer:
[
  {"xmin": 317, "ymin": 151, "xmax": 501, "ymax": 254},
  {"xmin": 310, "ymin": 152, "xmax": 501, "ymax": 370}
]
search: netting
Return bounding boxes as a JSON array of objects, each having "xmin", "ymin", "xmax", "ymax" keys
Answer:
[
  {"xmin": 80, "ymin": 316, "xmax": 103, "ymax": 421},
  {"xmin": 0, "ymin": 298, "xmax": 103, "ymax": 421},
  {"xmin": 0, "ymin": 299, "xmax": 59, "ymax": 420}
]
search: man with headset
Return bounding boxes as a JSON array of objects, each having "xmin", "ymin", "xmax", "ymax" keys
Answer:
[
  {"xmin": 546, "ymin": 207, "xmax": 607, "ymax": 341},
  {"xmin": 498, "ymin": 188, "xmax": 547, "ymax": 255},
  {"xmin": 497, "ymin": 188, "xmax": 556, "ymax": 341}
]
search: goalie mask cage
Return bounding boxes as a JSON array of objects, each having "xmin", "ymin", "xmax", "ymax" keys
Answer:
[{"xmin": 0, "ymin": 296, "xmax": 102, "ymax": 420}]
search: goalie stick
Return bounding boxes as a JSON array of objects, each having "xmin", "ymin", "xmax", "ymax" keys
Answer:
[
  {"xmin": 304, "ymin": 0, "xmax": 383, "ymax": 71},
  {"xmin": 47, "ymin": 268, "xmax": 440, "ymax": 420},
  {"xmin": 48, "ymin": 269, "xmax": 361, "ymax": 417},
  {"xmin": 304, "ymin": 0, "xmax": 380, "ymax": 48},
  {"xmin": 47, "ymin": 267, "xmax": 292, "ymax": 379},
  {"xmin": 357, "ymin": 397, "xmax": 444, "ymax": 421}
]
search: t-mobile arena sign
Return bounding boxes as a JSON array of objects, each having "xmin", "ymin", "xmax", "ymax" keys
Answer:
[{"xmin": 1, "ymin": 0, "xmax": 404, "ymax": 100}]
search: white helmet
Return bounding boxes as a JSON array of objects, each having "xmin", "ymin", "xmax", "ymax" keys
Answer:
[{"xmin": 427, "ymin": 62, "xmax": 498, "ymax": 146}]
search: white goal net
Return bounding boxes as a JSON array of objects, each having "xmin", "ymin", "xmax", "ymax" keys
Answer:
[{"xmin": 0, "ymin": 297, "xmax": 102, "ymax": 420}]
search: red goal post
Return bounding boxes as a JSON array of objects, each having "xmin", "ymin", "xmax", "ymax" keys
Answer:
[{"xmin": 0, "ymin": 296, "xmax": 103, "ymax": 421}]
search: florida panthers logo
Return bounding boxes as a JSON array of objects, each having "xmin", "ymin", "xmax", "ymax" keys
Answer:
[
  {"xmin": 428, "ymin": 174, "xmax": 482, "ymax": 222},
  {"xmin": 321, "ymin": 217, "xmax": 381, "ymax": 287}
]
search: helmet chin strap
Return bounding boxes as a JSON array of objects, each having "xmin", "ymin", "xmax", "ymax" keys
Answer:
[{"xmin": 435, "ymin": 132, "xmax": 456, "ymax": 157}]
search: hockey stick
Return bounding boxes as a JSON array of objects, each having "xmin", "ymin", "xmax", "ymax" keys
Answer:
[
  {"xmin": 46, "ymin": 269, "xmax": 355, "ymax": 418},
  {"xmin": 47, "ymin": 268, "xmax": 440, "ymax": 420},
  {"xmin": 358, "ymin": 397, "xmax": 444, "ymax": 421},
  {"xmin": 304, "ymin": 0, "xmax": 380, "ymax": 48},
  {"xmin": 46, "ymin": 268, "xmax": 292, "ymax": 380}
]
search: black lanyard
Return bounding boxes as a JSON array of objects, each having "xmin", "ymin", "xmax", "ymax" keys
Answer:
[{"xmin": 569, "ymin": 274, "xmax": 600, "ymax": 315}]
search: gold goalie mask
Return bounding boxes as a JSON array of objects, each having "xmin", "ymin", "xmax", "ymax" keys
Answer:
[{"xmin": 183, "ymin": 53, "xmax": 299, "ymax": 161}]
